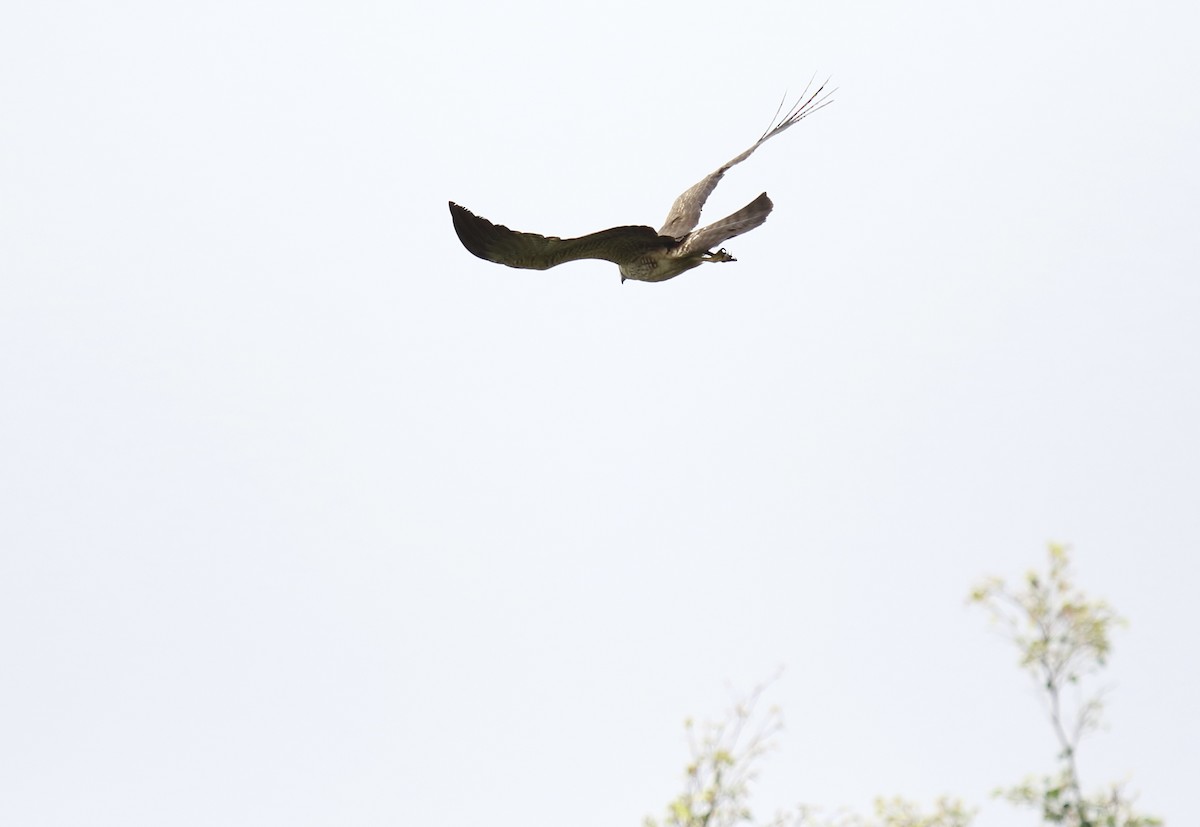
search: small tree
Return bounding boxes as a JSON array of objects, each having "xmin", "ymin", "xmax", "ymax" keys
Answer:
[
  {"xmin": 645, "ymin": 683, "xmax": 784, "ymax": 827},
  {"xmin": 971, "ymin": 544, "xmax": 1160, "ymax": 827}
]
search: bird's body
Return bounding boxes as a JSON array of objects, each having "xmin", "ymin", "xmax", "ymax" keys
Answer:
[{"xmin": 449, "ymin": 82, "xmax": 832, "ymax": 283}]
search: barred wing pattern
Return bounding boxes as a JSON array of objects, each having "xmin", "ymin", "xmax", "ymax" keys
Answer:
[{"xmin": 449, "ymin": 203, "xmax": 674, "ymax": 270}]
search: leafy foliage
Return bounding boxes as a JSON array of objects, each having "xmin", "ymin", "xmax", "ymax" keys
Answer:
[
  {"xmin": 793, "ymin": 797, "xmax": 974, "ymax": 827},
  {"xmin": 649, "ymin": 545, "xmax": 1160, "ymax": 827},
  {"xmin": 644, "ymin": 685, "xmax": 970, "ymax": 827},
  {"xmin": 970, "ymin": 544, "xmax": 1160, "ymax": 827},
  {"xmin": 645, "ymin": 684, "xmax": 783, "ymax": 827}
]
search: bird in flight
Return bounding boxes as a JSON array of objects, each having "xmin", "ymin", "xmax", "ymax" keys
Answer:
[{"xmin": 449, "ymin": 80, "xmax": 832, "ymax": 283}]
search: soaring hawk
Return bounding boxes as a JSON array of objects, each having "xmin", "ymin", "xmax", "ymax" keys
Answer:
[{"xmin": 449, "ymin": 81, "xmax": 832, "ymax": 283}]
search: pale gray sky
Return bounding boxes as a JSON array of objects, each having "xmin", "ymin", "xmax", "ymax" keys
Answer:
[{"xmin": 2, "ymin": 1, "xmax": 1197, "ymax": 825}]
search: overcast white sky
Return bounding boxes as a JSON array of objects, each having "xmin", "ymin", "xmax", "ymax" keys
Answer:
[{"xmin": 2, "ymin": 1, "xmax": 1198, "ymax": 825}]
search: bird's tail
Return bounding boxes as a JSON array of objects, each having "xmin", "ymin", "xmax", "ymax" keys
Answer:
[{"xmin": 678, "ymin": 193, "xmax": 773, "ymax": 256}]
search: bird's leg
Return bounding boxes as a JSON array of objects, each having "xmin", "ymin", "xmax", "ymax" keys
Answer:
[{"xmin": 704, "ymin": 248, "xmax": 736, "ymax": 263}]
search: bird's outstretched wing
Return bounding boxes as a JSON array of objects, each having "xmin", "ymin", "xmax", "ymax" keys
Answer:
[
  {"xmin": 658, "ymin": 79, "xmax": 834, "ymax": 239},
  {"xmin": 450, "ymin": 202, "xmax": 673, "ymax": 270}
]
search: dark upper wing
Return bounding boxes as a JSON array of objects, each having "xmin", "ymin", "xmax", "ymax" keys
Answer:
[
  {"xmin": 449, "ymin": 202, "xmax": 673, "ymax": 270},
  {"xmin": 658, "ymin": 80, "xmax": 834, "ymax": 238}
]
